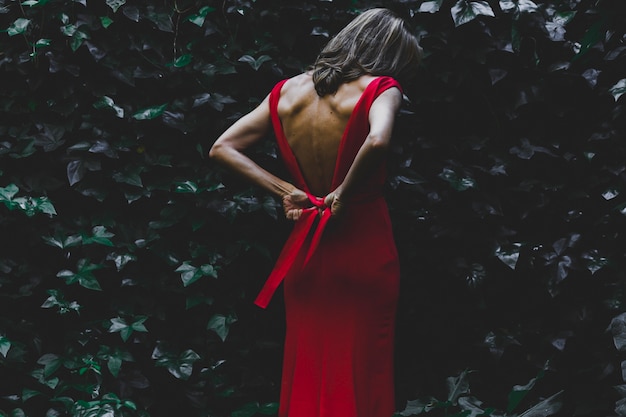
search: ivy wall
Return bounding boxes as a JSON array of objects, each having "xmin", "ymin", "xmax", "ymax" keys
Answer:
[{"xmin": 1, "ymin": 0, "xmax": 626, "ymax": 416}]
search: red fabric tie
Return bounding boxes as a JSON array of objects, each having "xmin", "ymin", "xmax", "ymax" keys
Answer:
[{"xmin": 254, "ymin": 192, "xmax": 332, "ymax": 308}]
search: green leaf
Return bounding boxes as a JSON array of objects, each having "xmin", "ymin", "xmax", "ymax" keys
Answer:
[
  {"xmin": 439, "ymin": 168, "xmax": 476, "ymax": 191},
  {"xmin": 60, "ymin": 24, "xmax": 89, "ymax": 51},
  {"xmin": 507, "ymin": 370, "xmax": 544, "ymax": 413},
  {"xmin": 57, "ymin": 259, "xmax": 103, "ymax": 291},
  {"xmin": 193, "ymin": 92, "xmax": 237, "ymax": 110},
  {"xmin": 518, "ymin": 391, "xmax": 563, "ymax": 417},
  {"xmin": 66, "ymin": 160, "xmax": 85, "ymax": 186},
  {"xmin": 258, "ymin": 402, "xmax": 280, "ymax": 415},
  {"xmin": 70, "ymin": 32, "xmax": 89, "ymax": 51},
  {"xmin": 131, "ymin": 317, "xmax": 148, "ymax": 332},
  {"xmin": 106, "ymin": 0, "xmax": 125, "ymax": 12},
  {"xmin": 152, "ymin": 345, "xmax": 200, "ymax": 380},
  {"xmin": 94, "ymin": 96, "xmax": 124, "ymax": 118},
  {"xmin": 34, "ymin": 38, "xmax": 51, "ymax": 48},
  {"xmin": 582, "ymin": 250, "xmax": 609, "ymax": 274},
  {"xmin": 97, "ymin": 347, "xmax": 132, "ymax": 377},
  {"xmin": 187, "ymin": 6, "xmax": 215, "ymax": 26},
  {"xmin": 418, "ymin": 0, "xmax": 444, "ymax": 13},
  {"xmin": 22, "ymin": 0, "xmax": 45, "ymax": 6},
  {"xmin": 146, "ymin": 10, "xmax": 173, "ymax": 32},
  {"xmin": 132, "ymin": 103, "xmax": 168, "ymax": 120},
  {"xmin": 500, "ymin": 0, "xmax": 538, "ymax": 16},
  {"xmin": 494, "ymin": 243, "xmax": 521, "ymax": 269},
  {"xmin": 396, "ymin": 398, "xmax": 433, "ymax": 416},
  {"xmin": 174, "ymin": 181, "xmax": 200, "ymax": 193},
  {"xmin": 175, "ymin": 262, "xmax": 200, "ymax": 287},
  {"xmin": 451, "ymin": 0, "xmax": 495, "ymax": 27},
  {"xmin": 21, "ymin": 389, "xmax": 41, "ymax": 401},
  {"xmin": 609, "ymin": 79, "xmax": 626, "ymax": 102},
  {"xmin": 107, "ymin": 356, "xmax": 122, "ymax": 378},
  {"xmin": 11, "ymin": 409, "xmax": 26, "ymax": 417},
  {"xmin": 0, "ymin": 184, "xmax": 19, "ymax": 201},
  {"xmin": 108, "ymin": 317, "xmax": 147, "ymax": 342},
  {"xmin": 616, "ymin": 394, "xmax": 626, "ymax": 417},
  {"xmin": 172, "ymin": 54, "xmax": 192, "ymax": 68},
  {"xmin": 109, "ymin": 253, "xmax": 137, "ymax": 271},
  {"xmin": 59, "ymin": 23, "xmax": 76, "ymax": 36},
  {"xmin": 37, "ymin": 353, "xmax": 62, "ymax": 378},
  {"xmin": 176, "ymin": 262, "xmax": 217, "ymax": 286},
  {"xmin": 41, "ymin": 289, "xmax": 81, "ymax": 314},
  {"xmin": 446, "ymin": 370, "xmax": 471, "ymax": 405},
  {"xmin": 200, "ymin": 264, "xmax": 218, "ymax": 278},
  {"xmin": 7, "ymin": 18, "xmax": 31, "ymax": 36},
  {"xmin": 238, "ymin": 54, "xmax": 272, "ymax": 71},
  {"xmin": 42, "ymin": 233, "xmax": 82, "ymax": 249},
  {"xmin": 207, "ymin": 313, "xmax": 237, "ymax": 342},
  {"xmin": 83, "ymin": 225, "xmax": 115, "ymax": 247},
  {"xmin": 610, "ymin": 313, "xmax": 626, "ymax": 351},
  {"xmin": 262, "ymin": 195, "xmax": 279, "ymax": 219},
  {"xmin": 0, "ymin": 336, "xmax": 11, "ymax": 357},
  {"xmin": 232, "ymin": 402, "xmax": 259, "ymax": 417},
  {"xmin": 112, "ymin": 166, "xmax": 143, "ymax": 187},
  {"xmin": 100, "ymin": 16, "xmax": 114, "ymax": 28},
  {"xmin": 457, "ymin": 396, "xmax": 487, "ymax": 416},
  {"xmin": 107, "ymin": 318, "xmax": 128, "ymax": 332},
  {"xmin": 573, "ymin": 18, "xmax": 606, "ymax": 60},
  {"xmin": 0, "ymin": 185, "xmax": 57, "ymax": 216},
  {"xmin": 122, "ymin": 400, "xmax": 137, "ymax": 410},
  {"xmin": 76, "ymin": 276, "xmax": 102, "ymax": 291},
  {"xmin": 545, "ymin": 11, "xmax": 576, "ymax": 42},
  {"xmin": 34, "ymin": 197, "xmax": 57, "ymax": 215}
]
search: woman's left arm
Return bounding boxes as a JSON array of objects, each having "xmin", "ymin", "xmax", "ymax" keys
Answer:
[
  {"xmin": 209, "ymin": 95, "xmax": 309, "ymax": 220},
  {"xmin": 324, "ymin": 87, "xmax": 402, "ymax": 216}
]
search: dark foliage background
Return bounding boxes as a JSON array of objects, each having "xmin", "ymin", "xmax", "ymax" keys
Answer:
[{"xmin": 1, "ymin": 0, "xmax": 626, "ymax": 416}]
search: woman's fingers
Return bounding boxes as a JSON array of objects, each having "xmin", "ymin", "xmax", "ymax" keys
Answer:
[
  {"xmin": 322, "ymin": 192, "xmax": 343, "ymax": 218},
  {"xmin": 286, "ymin": 208, "xmax": 302, "ymax": 221},
  {"xmin": 330, "ymin": 197, "xmax": 342, "ymax": 217},
  {"xmin": 283, "ymin": 189, "xmax": 345, "ymax": 220},
  {"xmin": 282, "ymin": 188, "xmax": 312, "ymax": 221}
]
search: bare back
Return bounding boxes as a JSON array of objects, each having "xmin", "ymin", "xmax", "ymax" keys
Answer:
[{"xmin": 276, "ymin": 73, "xmax": 377, "ymax": 196}]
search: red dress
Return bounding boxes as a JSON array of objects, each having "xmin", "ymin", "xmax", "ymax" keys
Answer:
[{"xmin": 255, "ymin": 76, "xmax": 401, "ymax": 417}]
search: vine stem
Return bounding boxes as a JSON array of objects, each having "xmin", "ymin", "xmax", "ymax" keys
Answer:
[
  {"xmin": 172, "ymin": 0, "xmax": 193, "ymax": 59},
  {"xmin": 173, "ymin": 12, "xmax": 180, "ymax": 57},
  {"xmin": 17, "ymin": 0, "xmax": 31, "ymax": 51}
]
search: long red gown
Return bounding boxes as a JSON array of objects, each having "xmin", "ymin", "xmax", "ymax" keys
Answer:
[{"xmin": 254, "ymin": 76, "xmax": 401, "ymax": 417}]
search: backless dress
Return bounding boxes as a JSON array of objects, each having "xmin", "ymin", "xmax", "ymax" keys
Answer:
[{"xmin": 254, "ymin": 76, "xmax": 402, "ymax": 417}]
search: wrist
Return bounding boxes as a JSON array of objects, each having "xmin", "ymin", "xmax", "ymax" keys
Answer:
[{"xmin": 278, "ymin": 184, "xmax": 296, "ymax": 199}]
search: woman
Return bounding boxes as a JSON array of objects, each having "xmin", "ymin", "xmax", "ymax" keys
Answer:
[{"xmin": 210, "ymin": 8, "xmax": 422, "ymax": 417}]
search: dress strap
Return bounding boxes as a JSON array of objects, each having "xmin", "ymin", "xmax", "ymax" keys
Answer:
[{"xmin": 269, "ymin": 79, "xmax": 310, "ymax": 192}]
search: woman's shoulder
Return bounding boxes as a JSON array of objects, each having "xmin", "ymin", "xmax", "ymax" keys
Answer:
[
  {"xmin": 276, "ymin": 73, "xmax": 316, "ymax": 108},
  {"xmin": 278, "ymin": 73, "xmax": 398, "ymax": 95},
  {"xmin": 280, "ymin": 73, "xmax": 314, "ymax": 93},
  {"xmin": 272, "ymin": 73, "xmax": 316, "ymax": 116}
]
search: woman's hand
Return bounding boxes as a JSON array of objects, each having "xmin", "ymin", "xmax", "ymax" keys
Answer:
[
  {"xmin": 282, "ymin": 188, "xmax": 310, "ymax": 221},
  {"xmin": 324, "ymin": 191, "xmax": 344, "ymax": 218}
]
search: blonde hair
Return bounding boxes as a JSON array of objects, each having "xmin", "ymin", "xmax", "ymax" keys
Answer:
[{"xmin": 312, "ymin": 8, "xmax": 423, "ymax": 96}]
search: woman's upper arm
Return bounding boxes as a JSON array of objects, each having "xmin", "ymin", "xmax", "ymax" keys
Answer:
[
  {"xmin": 211, "ymin": 94, "xmax": 272, "ymax": 152},
  {"xmin": 367, "ymin": 87, "xmax": 403, "ymax": 147}
]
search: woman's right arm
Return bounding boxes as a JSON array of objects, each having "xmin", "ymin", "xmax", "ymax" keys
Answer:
[{"xmin": 209, "ymin": 95, "xmax": 310, "ymax": 220}]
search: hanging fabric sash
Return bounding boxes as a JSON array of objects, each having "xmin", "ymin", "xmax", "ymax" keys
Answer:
[{"xmin": 254, "ymin": 192, "xmax": 332, "ymax": 308}]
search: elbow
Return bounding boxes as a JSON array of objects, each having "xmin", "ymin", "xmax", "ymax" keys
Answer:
[
  {"xmin": 208, "ymin": 140, "xmax": 224, "ymax": 161},
  {"xmin": 365, "ymin": 134, "xmax": 390, "ymax": 152}
]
